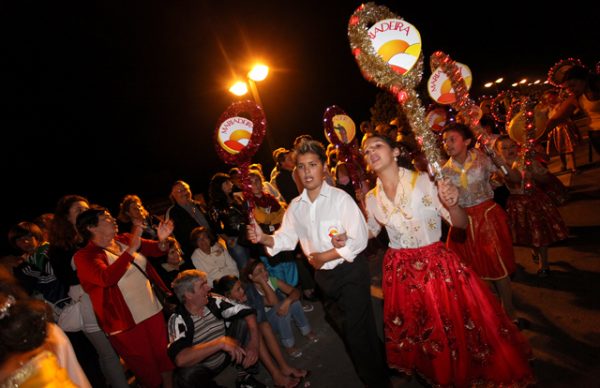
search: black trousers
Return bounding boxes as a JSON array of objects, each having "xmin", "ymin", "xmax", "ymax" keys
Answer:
[{"xmin": 315, "ymin": 254, "xmax": 389, "ymax": 387}]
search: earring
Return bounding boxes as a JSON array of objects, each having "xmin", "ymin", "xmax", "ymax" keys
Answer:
[{"xmin": 394, "ymin": 156, "xmax": 398, "ymax": 162}]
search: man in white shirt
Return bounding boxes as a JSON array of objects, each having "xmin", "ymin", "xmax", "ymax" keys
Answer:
[{"xmin": 248, "ymin": 140, "xmax": 389, "ymax": 387}]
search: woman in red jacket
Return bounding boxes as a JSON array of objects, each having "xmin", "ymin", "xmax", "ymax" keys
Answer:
[{"xmin": 74, "ymin": 206, "xmax": 175, "ymax": 388}]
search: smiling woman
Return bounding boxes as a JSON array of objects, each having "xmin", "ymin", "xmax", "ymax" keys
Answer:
[{"xmin": 73, "ymin": 206, "xmax": 175, "ymax": 388}]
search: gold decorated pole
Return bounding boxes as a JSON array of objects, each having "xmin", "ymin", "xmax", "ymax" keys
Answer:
[
  {"xmin": 348, "ymin": 3, "xmax": 443, "ymax": 178},
  {"xmin": 429, "ymin": 52, "xmax": 485, "ymax": 138}
]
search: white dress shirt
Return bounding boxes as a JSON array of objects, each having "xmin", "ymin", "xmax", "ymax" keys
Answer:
[
  {"xmin": 365, "ymin": 168, "xmax": 451, "ymax": 249},
  {"xmin": 267, "ymin": 182, "xmax": 368, "ymax": 270}
]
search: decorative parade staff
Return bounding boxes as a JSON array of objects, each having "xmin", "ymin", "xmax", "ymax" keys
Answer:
[
  {"xmin": 214, "ymin": 100, "xmax": 266, "ymax": 220},
  {"xmin": 348, "ymin": 3, "xmax": 444, "ymax": 177},
  {"xmin": 429, "ymin": 51, "xmax": 511, "ymax": 175},
  {"xmin": 322, "ymin": 105, "xmax": 366, "ymax": 201}
]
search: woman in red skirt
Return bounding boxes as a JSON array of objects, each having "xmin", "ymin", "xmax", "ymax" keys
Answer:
[
  {"xmin": 442, "ymin": 123, "xmax": 519, "ymax": 321},
  {"xmin": 353, "ymin": 132, "xmax": 534, "ymax": 387},
  {"xmin": 494, "ymin": 135, "xmax": 569, "ymax": 277}
]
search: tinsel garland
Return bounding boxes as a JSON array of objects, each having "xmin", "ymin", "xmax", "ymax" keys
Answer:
[
  {"xmin": 521, "ymin": 96, "xmax": 538, "ymax": 194},
  {"xmin": 547, "ymin": 57, "xmax": 586, "ymax": 87},
  {"xmin": 214, "ymin": 100, "xmax": 267, "ymax": 222},
  {"xmin": 348, "ymin": 2, "xmax": 443, "ymax": 177},
  {"xmin": 491, "ymin": 90, "xmax": 519, "ymax": 124},
  {"xmin": 430, "ymin": 51, "xmax": 484, "ymax": 138},
  {"xmin": 323, "ymin": 105, "xmax": 364, "ymax": 199}
]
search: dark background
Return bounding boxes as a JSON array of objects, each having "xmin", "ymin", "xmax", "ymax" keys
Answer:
[{"xmin": 1, "ymin": 0, "xmax": 597, "ymax": 254}]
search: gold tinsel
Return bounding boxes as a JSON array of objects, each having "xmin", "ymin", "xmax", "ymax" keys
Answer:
[
  {"xmin": 430, "ymin": 51, "xmax": 486, "ymax": 139},
  {"xmin": 348, "ymin": 2, "xmax": 443, "ymax": 177}
]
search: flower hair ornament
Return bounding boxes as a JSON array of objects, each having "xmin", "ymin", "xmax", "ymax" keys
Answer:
[{"xmin": 0, "ymin": 295, "xmax": 16, "ymax": 320}]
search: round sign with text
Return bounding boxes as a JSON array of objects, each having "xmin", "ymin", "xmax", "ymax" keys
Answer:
[
  {"xmin": 218, "ymin": 117, "xmax": 253, "ymax": 155},
  {"xmin": 367, "ymin": 18, "xmax": 421, "ymax": 75},
  {"xmin": 428, "ymin": 62, "xmax": 472, "ymax": 105}
]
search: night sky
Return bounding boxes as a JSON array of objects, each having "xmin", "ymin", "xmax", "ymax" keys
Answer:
[{"xmin": 1, "ymin": 0, "xmax": 597, "ymax": 253}]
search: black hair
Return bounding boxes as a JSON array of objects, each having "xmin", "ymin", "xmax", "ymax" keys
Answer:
[
  {"xmin": 0, "ymin": 294, "xmax": 49, "ymax": 364},
  {"xmin": 76, "ymin": 206, "xmax": 108, "ymax": 243},
  {"xmin": 8, "ymin": 222, "xmax": 43, "ymax": 251},
  {"xmin": 212, "ymin": 274, "xmax": 240, "ymax": 296},
  {"xmin": 442, "ymin": 123, "xmax": 475, "ymax": 147}
]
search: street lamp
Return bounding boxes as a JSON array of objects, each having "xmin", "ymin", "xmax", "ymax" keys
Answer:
[{"xmin": 228, "ymin": 63, "xmax": 270, "ymax": 108}]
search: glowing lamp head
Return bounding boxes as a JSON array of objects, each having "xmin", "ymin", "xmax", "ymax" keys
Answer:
[
  {"xmin": 229, "ymin": 82, "xmax": 248, "ymax": 96},
  {"xmin": 248, "ymin": 65, "xmax": 269, "ymax": 82}
]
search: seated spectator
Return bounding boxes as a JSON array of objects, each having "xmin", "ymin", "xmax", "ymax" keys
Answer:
[
  {"xmin": 214, "ymin": 275, "xmax": 308, "ymax": 387},
  {"xmin": 245, "ymin": 260, "xmax": 317, "ymax": 358},
  {"xmin": 190, "ymin": 226, "xmax": 239, "ymax": 287},
  {"xmin": 168, "ymin": 270, "xmax": 264, "ymax": 388}
]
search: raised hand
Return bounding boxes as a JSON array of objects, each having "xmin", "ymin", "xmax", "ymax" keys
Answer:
[
  {"xmin": 437, "ymin": 178, "xmax": 459, "ymax": 208},
  {"xmin": 127, "ymin": 225, "xmax": 143, "ymax": 254},
  {"xmin": 246, "ymin": 218, "xmax": 264, "ymax": 244},
  {"xmin": 157, "ymin": 219, "xmax": 174, "ymax": 241}
]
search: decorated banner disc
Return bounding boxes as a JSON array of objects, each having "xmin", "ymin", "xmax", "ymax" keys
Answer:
[
  {"xmin": 214, "ymin": 100, "xmax": 266, "ymax": 165},
  {"xmin": 508, "ymin": 109, "xmax": 547, "ymax": 145},
  {"xmin": 218, "ymin": 117, "xmax": 253, "ymax": 155},
  {"xmin": 367, "ymin": 18, "xmax": 421, "ymax": 75},
  {"xmin": 425, "ymin": 107, "xmax": 449, "ymax": 133},
  {"xmin": 547, "ymin": 58, "xmax": 585, "ymax": 87},
  {"xmin": 428, "ymin": 62, "xmax": 472, "ymax": 105},
  {"xmin": 326, "ymin": 114, "xmax": 356, "ymax": 145}
]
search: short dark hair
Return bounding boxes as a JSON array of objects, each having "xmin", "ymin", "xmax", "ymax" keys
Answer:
[
  {"xmin": 442, "ymin": 123, "xmax": 475, "ymax": 145},
  {"xmin": 295, "ymin": 139, "xmax": 327, "ymax": 165},
  {"xmin": 8, "ymin": 222, "xmax": 44, "ymax": 250},
  {"xmin": 212, "ymin": 274, "xmax": 240, "ymax": 296},
  {"xmin": 76, "ymin": 206, "xmax": 108, "ymax": 243}
]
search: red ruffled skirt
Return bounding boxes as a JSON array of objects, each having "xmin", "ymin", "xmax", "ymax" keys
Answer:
[
  {"xmin": 506, "ymin": 190, "xmax": 569, "ymax": 247},
  {"xmin": 447, "ymin": 200, "xmax": 516, "ymax": 280},
  {"xmin": 537, "ymin": 173, "xmax": 569, "ymax": 206},
  {"xmin": 383, "ymin": 242, "xmax": 534, "ymax": 387}
]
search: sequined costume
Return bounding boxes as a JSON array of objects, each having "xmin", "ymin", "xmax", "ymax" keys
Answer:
[
  {"xmin": 443, "ymin": 149, "xmax": 516, "ymax": 280},
  {"xmin": 365, "ymin": 168, "xmax": 534, "ymax": 387}
]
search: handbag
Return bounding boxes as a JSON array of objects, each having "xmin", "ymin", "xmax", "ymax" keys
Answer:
[
  {"xmin": 52, "ymin": 297, "xmax": 83, "ymax": 332},
  {"xmin": 131, "ymin": 261, "xmax": 177, "ymax": 316}
]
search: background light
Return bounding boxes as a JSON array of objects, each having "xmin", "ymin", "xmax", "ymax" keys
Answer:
[{"xmin": 484, "ymin": 82, "xmax": 493, "ymax": 88}]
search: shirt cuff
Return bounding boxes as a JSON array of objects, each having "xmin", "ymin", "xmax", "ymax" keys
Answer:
[{"xmin": 335, "ymin": 245, "xmax": 355, "ymax": 263}]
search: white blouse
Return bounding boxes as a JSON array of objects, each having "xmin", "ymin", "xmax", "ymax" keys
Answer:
[
  {"xmin": 191, "ymin": 241, "xmax": 239, "ymax": 287},
  {"xmin": 105, "ymin": 242, "xmax": 162, "ymax": 325},
  {"xmin": 365, "ymin": 168, "xmax": 451, "ymax": 249}
]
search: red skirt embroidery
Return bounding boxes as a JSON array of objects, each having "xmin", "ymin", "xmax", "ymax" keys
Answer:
[
  {"xmin": 383, "ymin": 242, "xmax": 534, "ymax": 387},
  {"xmin": 506, "ymin": 190, "xmax": 568, "ymax": 247},
  {"xmin": 447, "ymin": 200, "xmax": 516, "ymax": 280}
]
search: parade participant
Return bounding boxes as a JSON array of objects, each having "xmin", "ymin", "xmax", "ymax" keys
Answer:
[
  {"xmin": 356, "ymin": 132, "xmax": 534, "ymax": 387},
  {"xmin": 442, "ymin": 123, "xmax": 519, "ymax": 320},
  {"xmin": 248, "ymin": 140, "xmax": 389, "ymax": 387},
  {"xmin": 494, "ymin": 135, "xmax": 569, "ymax": 277}
]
